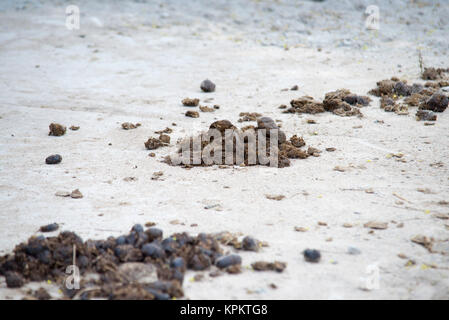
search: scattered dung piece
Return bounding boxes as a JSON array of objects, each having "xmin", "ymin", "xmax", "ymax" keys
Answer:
[
  {"xmin": 145, "ymin": 222, "xmax": 156, "ymax": 227},
  {"xmin": 148, "ymin": 152, "xmax": 156, "ymax": 157},
  {"xmin": 34, "ymin": 287, "xmax": 51, "ymax": 300},
  {"xmin": 238, "ymin": 112, "xmax": 262, "ymax": 122},
  {"xmin": 343, "ymin": 223, "xmax": 353, "ymax": 228},
  {"xmin": 39, "ymin": 223, "xmax": 59, "ymax": 233},
  {"xmin": 151, "ymin": 171, "xmax": 164, "ymax": 181},
  {"xmin": 433, "ymin": 213, "xmax": 449, "ymax": 220},
  {"xmin": 199, "ymin": 106, "xmax": 215, "ymax": 113},
  {"xmin": 5, "ymin": 271, "xmax": 25, "ymax": 288},
  {"xmin": 70, "ymin": 189, "xmax": 83, "ymax": 199},
  {"xmin": 364, "ymin": 221, "xmax": 388, "ymax": 230},
  {"xmin": 123, "ymin": 176, "xmax": 138, "ymax": 182},
  {"xmin": 325, "ymin": 147, "xmax": 336, "ymax": 152},
  {"xmin": 45, "ymin": 154, "xmax": 62, "ymax": 165},
  {"xmin": 182, "ymin": 98, "xmax": 199, "ymax": 107},
  {"xmin": 422, "ymin": 67, "xmax": 449, "ymax": 81},
  {"xmin": 185, "ymin": 110, "xmax": 199, "ymax": 118},
  {"xmin": 159, "ymin": 134, "xmax": 170, "ymax": 144},
  {"xmin": 420, "ymin": 93, "xmax": 448, "ymax": 113},
  {"xmin": 318, "ymin": 221, "xmax": 327, "ymax": 226},
  {"xmin": 121, "ymin": 122, "xmax": 141, "ymax": 130},
  {"xmin": 48, "ymin": 123, "xmax": 66, "ymax": 136},
  {"xmin": 287, "ymin": 96, "xmax": 325, "ymax": 114},
  {"xmin": 155, "ymin": 127, "xmax": 173, "ymax": 134},
  {"xmin": 290, "ymin": 135, "xmax": 305, "ymax": 148},
  {"xmin": 291, "ymin": 85, "xmax": 299, "ymax": 91},
  {"xmin": 294, "ymin": 226, "xmax": 308, "ymax": 232},
  {"xmin": 265, "ymin": 194, "xmax": 285, "ymax": 201},
  {"xmin": 216, "ymin": 255, "xmax": 242, "ymax": 269},
  {"xmin": 69, "ymin": 126, "xmax": 80, "ymax": 131},
  {"xmin": 144, "ymin": 135, "xmax": 169, "ymax": 150},
  {"xmin": 416, "ymin": 110, "xmax": 437, "ymax": 121},
  {"xmin": 226, "ymin": 265, "xmax": 241, "ymax": 274},
  {"xmin": 55, "ymin": 191, "xmax": 70, "ymax": 197},
  {"xmin": 411, "ymin": 235, "xmax": 433, "ymax": 251},
  {"xmin": 242, "ymin": 236, "xmax": 259, "ymax": 252},
  {"xmin": 307, "ymin": 147, "xmax": 321, "ymax": 157},
  {"xmin": 251, "ymin": 261, "xmax": 286, "ymax": 272},
  {"xmin": 200, "ymin": 79, "xmax": 216, "ymax": 93},
  {"xmin": 303, "ymin": 249, "xmax": 321, "ymax": 263}
]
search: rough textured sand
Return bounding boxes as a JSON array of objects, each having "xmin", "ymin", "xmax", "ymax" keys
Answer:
[{"xmin": 0, "ymin": 0, "xmax": 448, "ymax": 299}]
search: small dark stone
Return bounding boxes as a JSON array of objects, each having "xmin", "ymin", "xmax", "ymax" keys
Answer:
[
  {"xmin": 141, "ymin": 243, "xmax": 165, "ymax": 259},
  {"xmin": 242, "ymin": 236, "xmax": 259, "ymax": 252},
  {"xmin": 145, "ymin": 288, "xmax": 170, "ymax": 300},
  {"xmin": 45, "ymin": 154, "xmax": 62, "ymax": 165},
  {"xmin": 303, "ymin": 249, "xmax": 321, "ymax": 263},
  {"xmin": 216, "ymin": 254, "xmax": 242, "ymax": 269},
  {"xmin": 200, "ymin": 79, "xmax": 216, "ymax": 92},
  {"xmin": 39, "ymin": 223, "xmax": 59, "ymax": 233},
  {"xmin": 5, "ymin": 271, "xmax": 25, "ymax": 288}
]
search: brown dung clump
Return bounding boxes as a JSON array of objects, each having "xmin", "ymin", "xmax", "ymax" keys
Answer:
[
  {"xmin": 284, "ymin": 89, "xmax": 370, "ymax": 117},
  {"xmin": 48, "ymin": 123, "xmax": 66, "ymax": 136},
  {"xmin": 182, "ymin": 98, "xmax": 199, "ymax": 107},
  {"xmin": 421, "ymin": 67, "xmax": 449, "ymax": 81},
  {"xmin": 164, "ymin": 117, "xmax": 314, "ymax": 168}
]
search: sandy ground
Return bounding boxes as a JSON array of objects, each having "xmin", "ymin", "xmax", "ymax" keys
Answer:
[{"xmin": 0, "ymin": 0, "xmax": 448, "ymax": 299}]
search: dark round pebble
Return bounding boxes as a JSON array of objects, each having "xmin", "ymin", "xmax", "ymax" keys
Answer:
[
  {"xmin": 216, "ymin": 254, "xmax": 242, "ymax": 269},
  {"xmin": 303, "ymin": 249, "xmax": 321, "ymax": 263},
  {"xmin": 200, "ymin": 79, "xmax": 216, "ymax": 92},
  {"xmin": 45, "ymin": 154, "xmax": 62, "ymax": 165},
  {"xmin": 39, "ymin": 223, "xmax": 59, "ymax": 233},
  {"xmin": 141, "ymin": 243, "xmax": 165, "ymax": 259}
]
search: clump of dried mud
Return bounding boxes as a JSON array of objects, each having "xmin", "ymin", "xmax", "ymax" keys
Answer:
[
  {"xmin": 0, "ymin": 226, "xmax": 281, "ymax": 300},
  {"xmin": 164, "ymin": 117, "xmax": 317, "ymax": 168},
  {"xmin": 282, "ymin": 89, "xmax": 370, "ymax": 117},
  {"xmin": 369, "ymin": 76, "xmax": 448, "ymax": 120},
  {"xmin": 48, "ymin": 123, "xmax": 66, "ymax": 136}
]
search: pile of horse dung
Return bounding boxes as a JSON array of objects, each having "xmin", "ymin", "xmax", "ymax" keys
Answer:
[
  {"xmin": 163, "ymin": 117, "xmax": 320, "ymax": 168},
  {"xmin": 0, "ymin": 225, "xmax": 285, "ymax": 300}
]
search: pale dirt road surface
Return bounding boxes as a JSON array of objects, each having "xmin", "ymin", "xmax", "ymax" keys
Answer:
[{"xmin": 0, "ymin": 0, "xmax": 448, "ymax": 299}]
